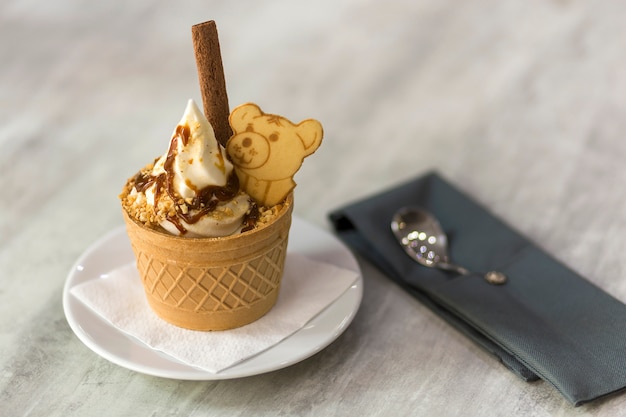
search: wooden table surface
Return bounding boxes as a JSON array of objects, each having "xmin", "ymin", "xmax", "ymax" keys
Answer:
[{"xmin": 2, "ymin": 0, "xmax": 626, "ymax": 415}]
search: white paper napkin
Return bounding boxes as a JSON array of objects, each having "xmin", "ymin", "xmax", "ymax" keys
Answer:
[{"xmin": 70, "ymin": 252, "xmax": 360, "ymax": 373}]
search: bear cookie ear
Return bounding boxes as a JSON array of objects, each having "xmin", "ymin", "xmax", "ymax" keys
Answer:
[
  {"xmin": 229, "ymin": 103, "xmax": 263, "ymax": 133},
  {"xmin": 296, "ymin": 119, "xmax": 323, "ymax": 157}
]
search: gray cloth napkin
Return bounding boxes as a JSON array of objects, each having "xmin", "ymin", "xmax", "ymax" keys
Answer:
[{"xmin": 329, "ymin": 171, "xmax": 626, "ymax": 406}]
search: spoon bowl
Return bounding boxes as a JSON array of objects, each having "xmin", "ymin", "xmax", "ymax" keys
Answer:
[{"xmin": 391, "ymin": 206, "xmax": 506, "ymax": 285}]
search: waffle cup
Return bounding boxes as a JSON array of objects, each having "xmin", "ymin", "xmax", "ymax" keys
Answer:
[{"xmin": 122, "ymin": 194, "xmax": 293, "ymax": 331}]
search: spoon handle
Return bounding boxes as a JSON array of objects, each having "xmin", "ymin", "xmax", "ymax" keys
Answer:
[
  {"xmin": 436, "ymin": 262, "xmax": 470, "ymax": 276},
  {"xmin": 437, "ymin": 263, "xmax": 508, "ymax": 285}
]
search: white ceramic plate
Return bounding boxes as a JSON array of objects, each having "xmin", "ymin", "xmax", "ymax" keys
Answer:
[{"xmin": 63, "ymin": 216, "xmax": 362, "ymax": 380}]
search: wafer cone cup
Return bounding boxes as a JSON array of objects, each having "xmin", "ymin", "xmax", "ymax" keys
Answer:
[{"xmin": 122, "ymin": 194, "xmax": 293, "ymax": 331}]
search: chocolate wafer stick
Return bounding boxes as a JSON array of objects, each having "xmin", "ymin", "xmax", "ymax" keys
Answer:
[{"xmin": 192, "ymin": 20, "xmax": 232, "ymax": 147}]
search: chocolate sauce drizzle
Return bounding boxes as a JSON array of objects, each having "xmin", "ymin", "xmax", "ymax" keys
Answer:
[{"xmin": 132, "ymin": 123, "xmax": 257, "ymax": 235}]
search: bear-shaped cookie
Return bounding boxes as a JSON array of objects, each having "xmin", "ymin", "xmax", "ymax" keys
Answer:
[{"xmin": 226, "ymin": 103, "xmax": 323, "ymax": 207}]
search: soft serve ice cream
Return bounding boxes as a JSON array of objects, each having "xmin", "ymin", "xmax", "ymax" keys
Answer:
[
  {"xmin": 119, "ymin": 20, "xmax": 325, "ymax": 330},
  {"xmin": 120, "ymin": 99, "xmax": 254, "ymax": 237},
  {"xmin": 119, "ymin": 98, "xmax": 322, "ymax": 330}
]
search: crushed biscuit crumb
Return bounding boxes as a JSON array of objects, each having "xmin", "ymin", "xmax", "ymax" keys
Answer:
[{"xmin": 119, "ymin": 161, "xmax": 290, "ymax": 235}]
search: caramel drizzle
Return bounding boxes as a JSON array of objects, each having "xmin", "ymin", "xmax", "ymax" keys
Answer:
[{"xmin": 132, "ymin": 124, "xmax": 257, "ymax": 235}]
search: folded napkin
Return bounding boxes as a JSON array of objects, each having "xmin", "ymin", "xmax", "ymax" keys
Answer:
[
  {"xmin": 329, "ymin": 171, "xmax": 626, "ymax": 406},
  {"xmin": 71, "ymin": 253, "xmax": 359, "ymax": 374}
]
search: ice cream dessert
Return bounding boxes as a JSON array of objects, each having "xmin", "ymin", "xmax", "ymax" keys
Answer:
[
  {"xmin": 119, "ymin": 99, "xmax": 322, "ymax": 331},
  {"xmin": 120, "ymin": 99, "xmax": 254, "ymax": 238},
  {"xmin": 118, "ymin": 19, "xmax": 323, "ymax": 331}
]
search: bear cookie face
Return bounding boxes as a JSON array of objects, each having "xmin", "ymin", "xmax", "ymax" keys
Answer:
[{"xmin": 226, "ymin": 103, "xmax": 323, "ymax": 207}]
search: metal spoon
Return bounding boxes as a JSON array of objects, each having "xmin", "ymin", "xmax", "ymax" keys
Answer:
[{"xmin": 391, "ymin": 206, "xmax": 507, "ymax": 285}]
